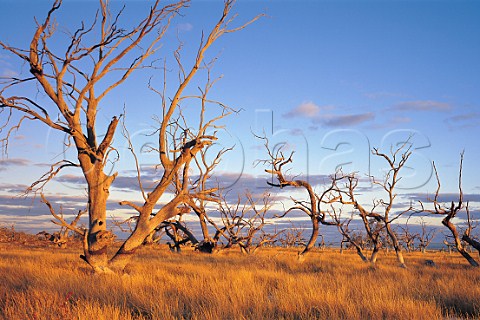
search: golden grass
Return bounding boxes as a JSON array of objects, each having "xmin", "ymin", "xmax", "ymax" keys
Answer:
[{"xmin": 1, "ymin": 244, "xmax": 479, "ymax": 319}]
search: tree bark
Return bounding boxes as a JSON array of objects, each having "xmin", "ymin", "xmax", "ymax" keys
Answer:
[
  {"xmin": 82, "ymin": 166, "xmax": 117, "ymax": 271},
  {"xmin": 443, "ymin": 218, "xmax": 479, "ymax": 267},
  {"xmin": 458, "ymin": 249, "xmax": 479, "ymax": 267},
  {"xmin": 462, "ymin": 234, "xmax": 480, "ymax": 253},
  {"xmin": 196, "ymin": 214, "xmax": 217, "ymax": 252},
  {"xmin": 385, "ymin": 223, "xmax": 407, "ymax": 268},
  {"xmin": 299, "ymin": 216, "xmax": 319, "ymax": 256},
  {"xmin": 198, "ymin": 212, "xmax": 211, "ymax": 241},
  {"xmin": 370, "ymin": 246, "xmax": 379, "ymax": 265},
  {"xmin": 108, "ymin": 220, "xmax": 152, "ymax": 272},
  {"xmin": 355, "ymin": 246, "xmax": 368, "ymax": 263},
  {"xmin": 108, "ymin": 204, "xmax": 183, "ymax": 272}
]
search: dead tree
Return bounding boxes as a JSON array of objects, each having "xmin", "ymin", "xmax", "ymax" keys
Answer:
[
  {"xmin": 0, "ymin": 0, "xmax": 260, "ymax": 273},
  {"xmin": 398, "ymin": 216, "xmax": 418, "ymax": 253},
  {"xmin": 257, "ymin": 137, "xmax": 337, "ymax": 259},
  {"xmin": 115, "ymin": 6, "xmax": 261, "ymax": 271},
  {"xmin": 159, "ymin": 219, "xmax": 199, "ymax": 253},
  {"xmin": 206, "ymin": 192, "xmax": 281, "ymax": 255},
  {"xmin": 334, "ymin": 174, "xmax": 383, "ymax": 264},
  {"xmin": 380, "ymin": 226, "xmax": 396, "ymax": 254},
  {"xmin": 330, "ymin": 208, "xmax": 369, "ymax": 262},
  {"xmin": 278, "ymin": 222, "xmax": 307, "ymax": 248},
  {"xmin": 317, "ymin": 234, "xmax": 326, "ymax": 251},
  {"xmin": 443, "ymin": 234, "xmax": 455, "ymax": 254},
  {"xmin": 187, "ymin": 144, "xmax": 232, "ymax": 252},
  {"xmin": 420, "ymin": 153, "xmax": 480, "ymax": 267},
  {"xmin": 37, "ymin": 230, "xmax": 74, "ymax": 248},
  {"xmin": 463, "ymin": 207, "xmax": 480, "ymax": 253},
  {"xmin": 417, "ymin": 217, "xmax": 437, "ymax": 253},
  {"xmin": 1, "ymin": 0, "xmax": 185, "ymax": 271},
  {"xmin": 399, "ymin": 228, "xmax": 416, "ymax": 253},
  {"xmin": 335, "ymin": 141, "xmax": 415, "ymax": 268}
]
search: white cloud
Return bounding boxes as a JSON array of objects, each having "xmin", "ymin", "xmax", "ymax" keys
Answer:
[
  {"xmin": 177, "ymin": 22, "xmax": 193, "ymax": 32},
  {"xmin": 283, "ymin": 102, "xmax": 325, "ymax": 118}
]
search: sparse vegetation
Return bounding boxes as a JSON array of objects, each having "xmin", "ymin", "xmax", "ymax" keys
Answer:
[
  {"xmin": 1, "ymin": 243, "xmax": 479, "ymax": 320},
  {"xmin": 1, "ymin": 1, "xmax": 479, "ymax": 319}
]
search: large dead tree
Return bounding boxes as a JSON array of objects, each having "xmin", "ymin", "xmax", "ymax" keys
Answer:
[
  {"xmin": 335, "ymin": 142, "xmax": 415, "ymax": 268},
  {"xmin": 0, "ymin": 0, "xmax": 260, "ymax": 273},
  {"xmin": 420, "ymin": 153, "xmax": 480, "ymax": 267},
  {"xmin": 258, "ymin": 137, "xmax": 338, "ymax": 259}
]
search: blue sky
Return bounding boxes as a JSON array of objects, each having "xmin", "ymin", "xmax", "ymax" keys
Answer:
[{"xmin": 0, "ymin": 0, "xmax": 479, "ymax": 234}]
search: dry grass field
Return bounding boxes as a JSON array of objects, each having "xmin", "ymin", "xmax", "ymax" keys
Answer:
[{"xmin": 1, "ymin": 243, "xmax": 479, "ymax": 320}]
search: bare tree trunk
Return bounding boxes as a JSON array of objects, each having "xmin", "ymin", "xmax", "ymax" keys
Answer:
[
  {"xmin": 395, "ymin": 249, "xmax": 406, "ymax": 268},
  {"xmin": 196, "ymin": 212, "xmax": 217, "ymax": 253},
  {"xmin": 462, "ymin": 234, "xmax": 480, "ymax": 253},
  {"xmin": 197, "ymin": 211, "xmax": 211, "ymax": 241},
  {"xmin": 422, "ymin": 154, "xmax": 479, "ymax": 267},
  {"xmin": 299, "ymin": 217, "xmax": 319, "ymax": 257},
  {"xmin": 458, "ymin": 249, "xmax": 479, "ymax": 267},
  {"xmin": 109, "ymin": 204, "xmax": 187, "ymax": 271},
  {"xmin": 370, "ymin": 246, "xmax": 380, "ymax": 265},
  {"xmin": 109, "ymin": 221, "xmax": 153, "ymax": 271},
  {"xmin": 144, "ymin": 230, "xmax": 156, "ymax": 245},
  {"xmin": 386, "ymin": 223, "xmax": 406, "ymax": 268},
  {"xmin": 339, "ymin": 233, "xmax": 368, "ymax": 262},
  {"xmin": 239, "ymin": 245, "xmax": 248, "ymax": 255},
  {"xmin": 83, "ymin": 170, "xmax": 117, "ymax": 271},
  {"xmin": 175, "ymin": 223, "xmax": 199, "ymax": 245},
  {"xmin": 355, "ymin": 246, "xmax": 369, "ymax": 263},
  {"xmin": 442, "ymin": 220, "xmax": 479, "ymax": 267}
]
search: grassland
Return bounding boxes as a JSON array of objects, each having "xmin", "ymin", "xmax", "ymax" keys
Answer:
[{"xmin": 1, "ymin": 243, "xmax": 479, "ymax": 320}]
